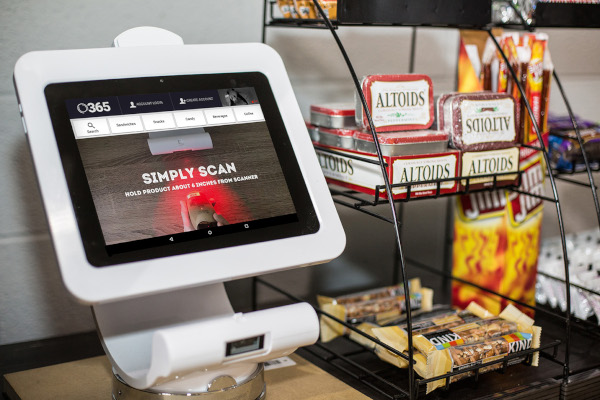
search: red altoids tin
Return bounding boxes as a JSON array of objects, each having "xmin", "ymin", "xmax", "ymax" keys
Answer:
[
  {"xmin": 305, "ymin": 121, "xmax": 320, "ymax": 142},
  {"xmin": 315, "ymin": 130, "xmax": 460, "ymax": 200},
  {"xmin": 357, "ymin": 74, "xmax": 434, "ymax": 133},
  {"xmin": 440, "ymin": 92, "xmax": 518, "ymax": 151},
  {"xmin": 354, "ymin": 130, "xmax": 448, "ymax": 156},
  {"xmin": 310, "ymin": 103, "xmax": 356, "ymax": 129},
  {"xmin": 317, "ymin": 127, "xmax": 356, "ymax": 150}
]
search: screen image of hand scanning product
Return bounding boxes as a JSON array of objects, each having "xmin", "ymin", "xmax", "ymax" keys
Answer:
[{"xmin": 14, "ymin": 27, "xmax": 345, "ymax": 399}]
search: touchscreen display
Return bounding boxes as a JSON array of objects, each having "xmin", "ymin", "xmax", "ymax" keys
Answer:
[{"xmin": 45, "ymin": 73, "xmax": 317, "ymax": 266}]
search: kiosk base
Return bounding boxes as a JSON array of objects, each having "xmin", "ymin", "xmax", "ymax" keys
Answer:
[
  {"xmin": 112, "ymin": 364, "xmax": 266, "ymax": 400},
  {"xmin": 2, "ymin": 354, "xmax": 370, "ymax": 400}
]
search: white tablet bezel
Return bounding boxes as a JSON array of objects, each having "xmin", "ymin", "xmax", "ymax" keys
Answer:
[{"xmin": 14, "ymin": 43, "xmax": 345, "ymax": 304}]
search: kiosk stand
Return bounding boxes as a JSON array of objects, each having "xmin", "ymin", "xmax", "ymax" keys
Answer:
[
  {"xmin": 92, "ymin": 27, "xmax": 319, "ymax": 400},
  {"xmin": 14, "ymin": 27, "xmax": 345, "ymax": 399}
]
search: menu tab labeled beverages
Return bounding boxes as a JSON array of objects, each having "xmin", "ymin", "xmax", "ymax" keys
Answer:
[
  {"xmin": 205, "ymin": 108, "xmax": 236, "ymax": 125},
  {"xmin": 171, "ymin": 90, "xmax": 222, "ymax": 110},
  {"xmin": 119, "ymin": 93, "xmax": 173, "ymax": 115}
]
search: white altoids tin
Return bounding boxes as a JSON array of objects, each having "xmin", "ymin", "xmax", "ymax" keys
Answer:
[{"xmin": 357, "ymin": 74, "xmax": 434, "ymax": 133}]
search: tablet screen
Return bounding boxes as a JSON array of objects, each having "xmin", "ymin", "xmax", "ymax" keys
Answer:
[{"xmin": 45, "ymin": 73, "xmax": 318, "ymax": 266}]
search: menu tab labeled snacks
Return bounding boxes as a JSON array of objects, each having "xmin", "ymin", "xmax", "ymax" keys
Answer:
[
  {"xmin": 440, "ymin": 92, "xmax": 517, "ymax": 151},
  {"xmin": 310, "ymin": 103, "xmax": 356, "ymax": 129},
  {"xmin": 141, "ymin": 112, "xmax": 176, "ymax": 131},
  {"xmin": 357, "ymin": 74, "xmax": 434, "ymax": 132}
]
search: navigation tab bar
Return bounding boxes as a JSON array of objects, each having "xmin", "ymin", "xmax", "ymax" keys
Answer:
[{"xmin": 71, "ymin": 107, "xmax": 265, "ymax": 139}]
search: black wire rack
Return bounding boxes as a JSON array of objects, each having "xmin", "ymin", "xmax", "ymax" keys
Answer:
[{"xmin": 261, "ymin": 0, "xmax": 600, "ymax": 398}]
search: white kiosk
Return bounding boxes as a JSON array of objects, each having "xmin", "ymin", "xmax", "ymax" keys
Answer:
[{"xmin": 14, "ymin": 28, "xmax": 345, "ymax": 399}]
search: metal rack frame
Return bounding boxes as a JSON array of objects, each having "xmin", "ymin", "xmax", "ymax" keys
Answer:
[{"xmin": 261, "ymin": 1, "xmax": 600, "ymax": 398}]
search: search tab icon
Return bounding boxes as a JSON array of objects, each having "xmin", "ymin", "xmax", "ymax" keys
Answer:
[{"xmin": 71, "ymin": 118, "xmax": 110, "ymax": 139}]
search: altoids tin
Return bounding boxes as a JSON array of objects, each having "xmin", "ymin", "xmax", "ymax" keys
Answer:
[
  {"xmin": 353, "ymin": 130, "xmax": 449, "ymax": 157},
  {"xmin": 305, "ymin": 121, "xmax": 319, "ymax": 142},
  {"xmin": 317, "ymin": 127, "xmax": 356, "ymax": 150},
  {"xmin": 357, "ymin": 74, "xmax": 434, "ymax": 132},
  {"xmin": 310, "ymin": 103, "xmax": 356, "ymax": 129}
]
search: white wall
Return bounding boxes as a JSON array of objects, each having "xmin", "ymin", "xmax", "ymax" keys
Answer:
[{"xmin": 1, "ymin": 1, "xmax": 599, "ymax": 345}]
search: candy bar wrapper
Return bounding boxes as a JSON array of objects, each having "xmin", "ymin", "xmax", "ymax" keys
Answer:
[
  {"xmin": 413, "ymin": 302, "xmax": 538, "ymax": 357},
  {"xmin": 548, "ymin": 128, "xmax": 600, "ymax": 172},
  {"xmin": 277, "ymin": 0, "xmax": 294, "ymax": 18},
  {"xmin": 426, "ymin": 327, "xmax": 541, "ymax": 394},
  {"xmin": 523, "ymin": 36, "xmax": 547, "ymax": 143},
  {"xmin": 318, "ymin": 283, "xmax": 433, "ymax": 343},
  {"xmin": 374, "ymin": 346, "xmax": 428, "ymax": 377},
  {"xmin": 372, "ymin": 302, "xmax": 489, "ymax": 355},
  {"xmin": 293, "ymin": 0, "xmax": 317, "ymax": 19},
  {"xmin": 356, "ymin": 74, "xmax": 434, "ymax": 132},
  {"xmin": 540, "ymin": 47, "xmax": 553, "ymax": 136},
  {"xmin": 442, "ymin": 92, "xmax": 518, "ymax": 151},
  {"xmin": 348, "ymin": 322, "xmax": 381, "ymax": 349},
  {"xmin": 316, "ymin": 0, "xmax": 338, "ymax": 20},
  {"xmin": 319, "ymin": 277, "xmax": 421, "ymax": 306}
]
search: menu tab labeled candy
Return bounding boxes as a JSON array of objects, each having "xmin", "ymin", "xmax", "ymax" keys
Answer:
[{"xmin": 174, "ymin": 110, "xmax": 207, "ymax": 128}]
